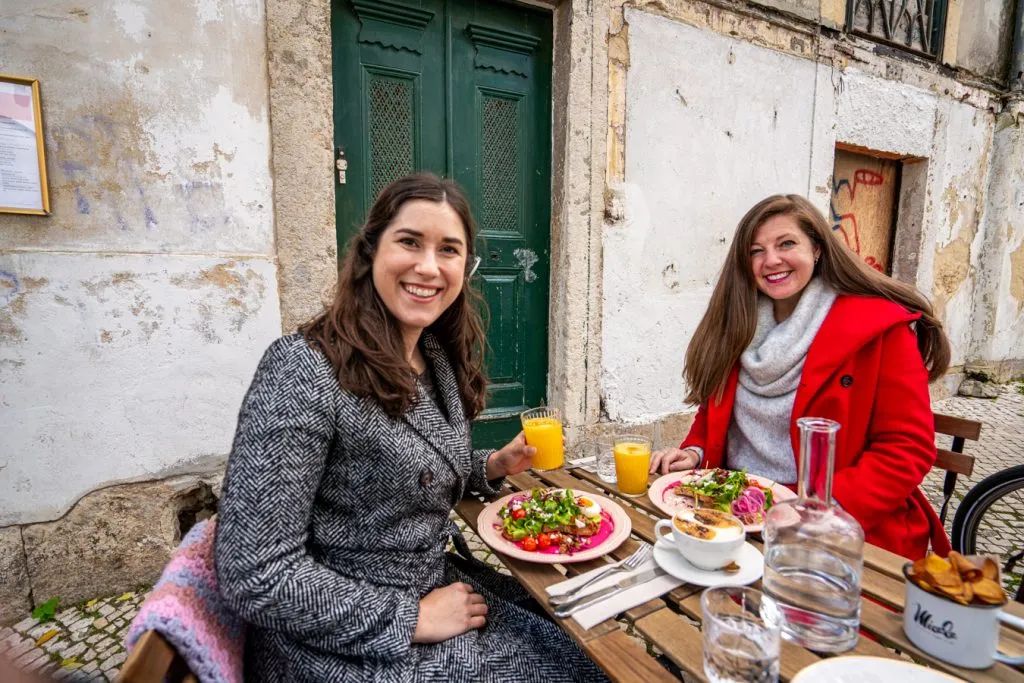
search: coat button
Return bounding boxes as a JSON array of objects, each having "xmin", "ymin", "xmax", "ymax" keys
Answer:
[
  {"xmin": 419, "ymin": 469, "xmax": 434, "ymax": 488},
  {"xmin": 840, "ymin": 375, "xmax": 853, "ymax": 388}
]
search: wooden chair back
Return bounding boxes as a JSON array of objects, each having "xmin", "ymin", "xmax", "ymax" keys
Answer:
[
  {"xmin": 118, "ymin": 631, "xmax": 197, "ymax": 683},
  {"xmin": 932, "ymin": 412, "xmax": 982, "ymax": 525}
]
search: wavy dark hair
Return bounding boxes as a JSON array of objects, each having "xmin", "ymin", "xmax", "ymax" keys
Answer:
[
  {"xmin": 300, "ymin": 173, "xmax": 488, "ymax": 419},
  {"xmin": 685, "ymin": 194, "xmax": 951, "ymax": 405}
]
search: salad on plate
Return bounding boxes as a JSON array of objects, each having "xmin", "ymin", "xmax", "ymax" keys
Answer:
[
  {"xmin": 497, "ymin": 488, "xmax": 612, "ymax": 555},
  {"xmin": 674, "ymin": 468, "xmax": 776, "ymax": 525}
]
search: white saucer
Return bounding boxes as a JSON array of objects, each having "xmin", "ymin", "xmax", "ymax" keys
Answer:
[{"xmin": 652, "ymin": 539, "xmax": 764, "ymax": 587}]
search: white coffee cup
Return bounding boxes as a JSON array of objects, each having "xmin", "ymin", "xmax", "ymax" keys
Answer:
[
  {"xmin": 654, "ymin": 509, "xmax": 746, "ymax": 571},
  {"xmin": 902, "ymin": 563, "xmax": 1024, "ymax": 669}
]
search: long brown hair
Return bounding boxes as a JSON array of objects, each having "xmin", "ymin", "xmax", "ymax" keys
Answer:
[
  {"xmin": 300, "ymin": 173, "xmax": 488, "ymax": 419},
  {"xmin": 685, "ymin": 194, "xmax": 950, "ymax": 405}
]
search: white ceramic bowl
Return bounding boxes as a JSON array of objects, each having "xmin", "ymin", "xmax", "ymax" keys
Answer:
[{"xmin": 654, "ymin": 510, "xmax": 746, "ymax": 571}]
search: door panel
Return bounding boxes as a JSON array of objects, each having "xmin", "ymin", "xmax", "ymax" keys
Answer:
[
  {"xmin": 450, "ymin": 0, "xmax": 552, "ymax": 446},
  {"xmin": 830, "ymin": 149, "xmax": 900, "ymax": 275},
  {"xmin": 332, "ymin": 0, "xmax": 446, "ymax": 234},
  {"xmin": 332, "ymin": 0, "xmax": 552, "ymax": 448}
]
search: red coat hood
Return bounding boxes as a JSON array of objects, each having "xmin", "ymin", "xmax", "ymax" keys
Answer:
[{"xmin": 793, "ymin": 295, "xmax": 921, "ymax": 420}]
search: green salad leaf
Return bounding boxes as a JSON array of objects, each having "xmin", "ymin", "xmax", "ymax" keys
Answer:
[{"xmin": 499, "ymin": 488, "xmax": 588, "ymax": 540}]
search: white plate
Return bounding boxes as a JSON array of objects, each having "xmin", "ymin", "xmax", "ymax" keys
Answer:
[
  {"xmin": 476, "ymin": 489, "xmax": 631, "ymax": 564},
  {"xmin": 652, "ymin": 538, "xmax": 764, "ymax": 587},
  {"xmin": 648, "ymin": 469, "xmax": 797, "ymax": 533},
  {"xmin": 790, "ymin": 656, "xmax": 966, "ymax": 682}
]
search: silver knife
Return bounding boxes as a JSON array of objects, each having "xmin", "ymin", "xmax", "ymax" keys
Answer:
[{"xmin": 553, "ymin": 567, "xmax": 667, "ymax": 618}]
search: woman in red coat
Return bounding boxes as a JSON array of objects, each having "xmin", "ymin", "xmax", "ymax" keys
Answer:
[{"xmin": 650, "ymin": 195, "xmax": 952, "ymax": 559}]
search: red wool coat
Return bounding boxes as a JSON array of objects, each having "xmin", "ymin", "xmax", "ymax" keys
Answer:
[{"xmin": 681, "ymin": 295, "xmax": 951, "ymax": 560}]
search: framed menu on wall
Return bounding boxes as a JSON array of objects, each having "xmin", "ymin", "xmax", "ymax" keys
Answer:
[{"xmin": 0, "ymin": 75, "xmax": 50, "ymax": 215}]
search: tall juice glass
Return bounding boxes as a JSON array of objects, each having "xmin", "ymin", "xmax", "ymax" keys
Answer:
[
  {"xmin": 613, "ymin": 435, "xmax": 651, "ymax": 496},
  {"xmin": 521, "ymin": 407, "xmax": 564, "ymax": 470}
]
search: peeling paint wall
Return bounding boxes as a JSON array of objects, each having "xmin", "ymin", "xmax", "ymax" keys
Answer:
[
  {"xmin": 969, "ymin": 104, "xmax": 1024, "ymax": 376},
  {"xmin": 0, "ymin": 0, "xmax": 279, "ymax": 525},
  {"xmin": 923, "ymin": 99, "xmax": 994, "ymax": 366},
  {"xmin": 603, "ymin": 9, "xmax": 817, "ymax": 421},
  {"xmin": 604, "ymin": 5, "xmax": 1012, "ymax": 422},
  {"xmin": 954, "ymin": 0, "xmax": 1015, "ymax": 83},
  {"xmin": 747, "ymin": 0, "xmax": 819, "ymax": 23}
]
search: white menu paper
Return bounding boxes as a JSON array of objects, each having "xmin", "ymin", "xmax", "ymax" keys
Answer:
[{"xmin": 0, "ymin": 80, "xmax": 45, "ymax": 212}]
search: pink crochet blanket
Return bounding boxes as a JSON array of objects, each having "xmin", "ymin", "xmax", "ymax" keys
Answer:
[{"xmin": 125, "ymin": 518, "xmax": 244, "ymax": 683}]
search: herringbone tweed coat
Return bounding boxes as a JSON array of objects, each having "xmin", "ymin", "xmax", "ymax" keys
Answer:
[{"xmin": 214, "ymin": 334, "xmax": 607, "ymax": 682}]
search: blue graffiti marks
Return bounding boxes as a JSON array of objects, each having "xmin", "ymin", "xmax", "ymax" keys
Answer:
[
  {"xmin": 144, "ymin": 205, "xmax": 159, "ymax": 230},
  {"xmin": 178, "ymin": 180, "xmax": 223, "ymax": 232},
  {"xmin": 74, "ymin": 187, "xmax": 91, "ymax": 214},
  {"xmin": 52, "ymin": 115, "xmax": 159, "ymax": 230},
  {"xmin": 0, "ymin": 271, "xmax": 20, "ymax": 306}
]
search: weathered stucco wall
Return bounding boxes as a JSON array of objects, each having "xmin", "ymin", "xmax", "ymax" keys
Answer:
[
  {"xmin": 954, "ymin": 0, "xmax": 1015, "ymax": 83},
  {"xmin": 0, "ymin": 0, "xmax": 280, "ymax": 526},
  {"xmin": 970, "ymin": 103, "xmax": 1024, "ymax": 377},
  {"xmin": 603, "ymin": 8, "xmax": 816, "ymax": 422},
  {"xmin": 604, "ymin": 6, "xmax": 1009, "ymax": 422}
]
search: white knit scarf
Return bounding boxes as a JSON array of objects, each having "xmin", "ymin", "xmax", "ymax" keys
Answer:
[{"xmin": 726, "ymin": 278, "xmax": 837, "ymax": 483}]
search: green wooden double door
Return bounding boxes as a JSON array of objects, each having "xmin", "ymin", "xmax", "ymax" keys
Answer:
[{"xmin": 332, "ymin": 0, "xmax": 553, "ymax": 447}]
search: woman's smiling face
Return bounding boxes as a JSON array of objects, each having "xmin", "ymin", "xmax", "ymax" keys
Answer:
[
  {"xmin": 749, "ymin": 214, "xmax": 819, "ymax": 307},
  {"xmin": 372, "ymin": 199, "xmax": 468, "ymax": 341}
]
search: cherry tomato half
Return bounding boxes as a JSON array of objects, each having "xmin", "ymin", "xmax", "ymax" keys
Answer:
[
  {"xmin": 537, "ymin": 532, "xmax": 551, "ymax": 550},
  {"xmin": 521, "ymin": 536, "xmax": 538, "ymax": 551},
  {"xmin": 511, "ymin": 508, "xmax": 526, "ymax": 520}
]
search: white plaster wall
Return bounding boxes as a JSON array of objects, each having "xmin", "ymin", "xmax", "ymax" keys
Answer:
[
  {"xmin": 812, "ymin": 67, "xmax": 991, "ymax": 367},
  {"xmin": 0, "ymin": 0, "xmax": 280, "ymax": 525},
  {"xmin": 0, "ymin": 0, "xmax": 272, "ymax": 252},
  {"xmin": 833, "ymin": 70, "xmax": 938, "ymax": 159},
  {"xmin": 0, "ymin": 255, "xmax": 279, "ymax": 526},
  {"xmin": 606, "ymin": 11, "xmax": 1004, "ymax": 423},
  {"xmin": 970, "ymin": 106, "xmax": 1024, "ymax": 365},
  {"xmin": 923, "ymin": 99, "xmax": 994, "ymax": 367},
  {"xmin": 604, "ymin": 9, "xmax": 816, "ymax": 422}
]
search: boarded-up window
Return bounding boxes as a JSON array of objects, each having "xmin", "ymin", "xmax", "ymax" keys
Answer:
[{"xmin": 830, "ymin": 149, "xmax": 900, "ymax": 274}]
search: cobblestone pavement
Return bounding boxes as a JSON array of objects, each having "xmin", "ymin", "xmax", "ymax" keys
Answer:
[
  {"xmin": 1, "ymin": 593, "xmax": 141, "ymax": 681},
  {"xmin": 4, "ymin": 385, "xmax": 1021, "ymax": 681}
]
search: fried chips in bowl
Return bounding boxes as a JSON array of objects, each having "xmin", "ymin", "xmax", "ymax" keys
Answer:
[{"xmin": 905, "ymin": 552, "xmax": 1006, "ymax": 607}]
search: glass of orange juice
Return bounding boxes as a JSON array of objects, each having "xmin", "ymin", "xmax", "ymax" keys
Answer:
[
  {"xmin": 521, "ymin": 407, "xmax": 564, "ymax": 471},
  {"xmin": 614, "ymin": 434, "xmax": 652, "ymax": 496}
]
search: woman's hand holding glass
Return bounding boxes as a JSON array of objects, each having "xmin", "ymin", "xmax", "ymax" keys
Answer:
[
  {"xmin": 486, "ymin": 431, "xmax": 567, "ymax": 479},
  {"xmin": 649, "ymin": 447, "xmax": 701, "ymax": 475},
  {"xmin": 486, "ymin": 432, "xmax": 535, "ymax": 479}
]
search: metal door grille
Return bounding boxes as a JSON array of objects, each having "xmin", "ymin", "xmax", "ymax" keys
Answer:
[
  {"xmin": 368, "ymin": 76, "xmax": 415, "ymax": 199},
  {"xmin": 481, "ymin": 96, "xmax": 520, "ymax": 232},
  {"xmin": 849, "ymin": 0, "xmax": 946, "ymax": 57}
]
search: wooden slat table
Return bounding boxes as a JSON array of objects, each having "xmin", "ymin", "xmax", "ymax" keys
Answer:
[{"xmin": 454, "ymin": 468, "xmax": 1024, "ymax": 683}]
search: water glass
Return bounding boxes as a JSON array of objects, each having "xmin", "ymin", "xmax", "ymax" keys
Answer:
[
  {"xmin": 591, "ymin": 436, "xmax": 616, "ymax": 484},
  {"xmin": 702, "ymin": 586, "xmax": 781, "ymax": 683}
]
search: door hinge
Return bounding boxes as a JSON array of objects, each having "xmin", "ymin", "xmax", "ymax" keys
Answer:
[{"xmin": 335, "ymin": 147, "xmax": 348, "ymax": 185}]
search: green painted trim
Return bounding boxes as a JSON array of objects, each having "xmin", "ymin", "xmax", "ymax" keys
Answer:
[
  {"xmin": 465, "ymin": 24, "xmax": 541, "ymax": 54},
  {"xmin": 351, "ymin": 0, "xmax": 435, "ymax": 54},
  {"xmin": 351, "ymin": 0, "xmax": 435, "ymax": 28}
]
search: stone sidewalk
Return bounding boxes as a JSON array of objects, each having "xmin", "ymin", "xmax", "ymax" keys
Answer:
[{"xmin": 3, "ymin": 384, "xmax": 1021, "ymax": 681}]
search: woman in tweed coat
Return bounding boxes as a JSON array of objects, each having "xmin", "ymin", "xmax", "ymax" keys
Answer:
[{"xmin": 214, "ymin": 174, "xmax": 607, "ymax": 682}]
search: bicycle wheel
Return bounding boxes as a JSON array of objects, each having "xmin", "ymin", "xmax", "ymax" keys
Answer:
[{"xmin": 950, "ymin": 464, "xmax": 1024, "ymax": 601}]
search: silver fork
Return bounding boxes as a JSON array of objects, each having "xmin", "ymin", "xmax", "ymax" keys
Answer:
[{"xmin": 548, "ymin": 543, "xmax": 653, "ymax": 606}]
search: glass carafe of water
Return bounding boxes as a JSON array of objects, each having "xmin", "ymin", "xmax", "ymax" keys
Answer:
[{"xmin": 762, "ymin": 417, "xmax": 864, "ymax": 653}]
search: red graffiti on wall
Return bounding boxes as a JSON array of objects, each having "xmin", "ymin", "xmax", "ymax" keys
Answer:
[{"xmin": 830, "ymin": 168, "xmax": 885, "ymax": 272}]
